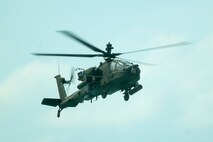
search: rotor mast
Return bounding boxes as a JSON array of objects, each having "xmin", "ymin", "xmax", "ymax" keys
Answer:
[{"xmin": 105, "ymin": 42, "xmax": 114, "ymax": 62}]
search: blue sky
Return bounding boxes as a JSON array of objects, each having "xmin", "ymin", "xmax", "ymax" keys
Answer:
[{"xmin": 0, "ymin": 0, "xmax": 213, "ymax": 142}]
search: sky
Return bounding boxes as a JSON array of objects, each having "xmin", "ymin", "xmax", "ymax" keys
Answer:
[{"xmin": 0, "ymin": 0, "xmax": 213, "ymax": 142}]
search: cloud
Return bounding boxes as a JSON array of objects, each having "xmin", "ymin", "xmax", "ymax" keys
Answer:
[
  {"xmin": 130, "ymin": 32, "xmax": 213, "ymax": 129},
  {"xmin": 176, "ymin": 34, "xmax": 213, "ymax": 128},
  {"xmin": 179, "ymin": 92, "xmax": 213, "ymax": 128},
  {"xmin": 42, "ymin": 92, "xmax": 160, "ymax": 128},
  {"xmin": 0, "ymin": 61, "xmax": 57, "ymax": 104},
  {"xmin": 1, "ymin": 59, "xmax": 158, "ymax": 130},
  {"xmin": 2, "ymin": 33, "xmax": 212, "ymax": 131},
  {"xmin": 145, "ymin": 33, "xmax": 213, "ymax": 129},
  {"xmin": 40, "ymin": 32, "xmax": 194, "ymax": 129}
]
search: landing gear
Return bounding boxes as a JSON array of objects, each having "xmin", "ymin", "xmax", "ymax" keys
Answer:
[
  {"xmin": 124, "ymin": 94, "xmax": 129, "ymax": 101},
  {"xmin": 123, "ymin": 82, "xmax": 143, "ymax": 101},
  {"xmin": 57, "ymin": 108, "xmax": 62, "ymax": 118},
  {"xmin": 102, "ymin": 93, "xmax": 107, "ymax": 99},
  {"xmin": 124, "ymin": 91, "xmax": 129, "ymax": 101}
]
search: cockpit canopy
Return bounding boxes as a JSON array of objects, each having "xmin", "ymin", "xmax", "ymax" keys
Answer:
[{"xmin": 110, "ymin": 60, "xmax": 133, "ymax": 71}]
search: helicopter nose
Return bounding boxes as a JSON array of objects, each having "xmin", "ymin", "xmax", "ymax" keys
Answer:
[{"xmin": 130, "ymin": 65, "xmax": 140, "ymax": 75}]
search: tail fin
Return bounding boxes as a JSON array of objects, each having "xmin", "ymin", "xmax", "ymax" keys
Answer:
[
  {"xmin": 41, "ymin": 75, "xmax": 67, "ymax": 107},
  {"xmin": 55, "ymin": 75, "xmax": 67, "ymax": 101}
]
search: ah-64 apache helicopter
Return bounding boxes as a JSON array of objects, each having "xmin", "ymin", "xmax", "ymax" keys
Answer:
[{"xmin": 33, "ymin": 31, "xmax": 190, "ymax": 117}]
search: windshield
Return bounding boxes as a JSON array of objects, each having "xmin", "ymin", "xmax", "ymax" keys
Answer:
[{"xmin": 110, "ymin": 60, "xmax": 132, "ymax": 71}]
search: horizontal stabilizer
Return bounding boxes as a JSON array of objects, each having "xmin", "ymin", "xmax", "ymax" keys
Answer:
[{"xmin": 41, "ymin": 98, "xmax": 61, "ymax": 107}]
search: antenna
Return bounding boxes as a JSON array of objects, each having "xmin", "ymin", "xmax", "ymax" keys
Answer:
[{"xmin": 58, "ymin": 57, "xmax": 60, "ymax": 75}]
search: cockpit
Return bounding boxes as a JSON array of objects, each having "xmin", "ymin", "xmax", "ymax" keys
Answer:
[{"xmin": 110, "ymin": 60, "xmax": 133, "ymax": 71}]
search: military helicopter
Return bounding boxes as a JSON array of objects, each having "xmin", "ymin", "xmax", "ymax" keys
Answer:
[{"xmin": 33, "ymin": 31, "xmax": 190, "ymax": 117}]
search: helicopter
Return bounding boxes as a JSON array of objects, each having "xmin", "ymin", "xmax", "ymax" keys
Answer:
[{"xmin": 33, "ymin": 31, "xmax": 190, "ymax": 117}]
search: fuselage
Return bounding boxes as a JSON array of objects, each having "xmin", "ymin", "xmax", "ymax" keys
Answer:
[{"xmin": 59, "ymin": 60, "xmax": 141, "ymax": 109}]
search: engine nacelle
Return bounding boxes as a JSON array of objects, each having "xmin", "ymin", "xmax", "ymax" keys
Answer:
[
  {"xmin": 77, "ymin": 81, "xmax": 87, "ymax": 89},
  {"xmin": 78, "ymin": 67, "xmax": 102, "ymax": 82}
]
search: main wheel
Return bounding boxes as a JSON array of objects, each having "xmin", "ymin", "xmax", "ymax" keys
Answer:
[
  {"xmin": 124, "ymin": 94, "xmax": 129, "ymax": 101},
  {"xmin": 102, "ymin": 93, "xmax": 107, "ymax": 99}
]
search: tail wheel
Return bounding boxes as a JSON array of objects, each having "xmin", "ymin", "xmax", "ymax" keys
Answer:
[{"xmin": 57, "ymin": 108, "xmax": 62, "ymax": 118}]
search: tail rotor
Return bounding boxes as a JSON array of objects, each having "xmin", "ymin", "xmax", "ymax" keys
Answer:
[{"xmin": 66, "ymin": 67, "xmax": 75, "ymax": 93}]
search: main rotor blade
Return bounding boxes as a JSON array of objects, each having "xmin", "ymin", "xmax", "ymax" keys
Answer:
[
  {"xmin": 32, "ymin": 53, "xmax": 103, "ymax": 58},
  {"xmin": 58, "ymin": 31, "xmax": 106, "ymax": 54},
  {"xmin": 121, "ymin": 41, "xmax": 191, "ymax": 54},
  {"xmin": 117, "ymin": 57, "xmax": 157, "ymax": 66}
]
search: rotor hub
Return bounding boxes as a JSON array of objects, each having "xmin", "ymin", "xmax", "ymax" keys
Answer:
[{"xmin": 106, "ymin": 42, "xmax": 113, "ymax": 54}]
